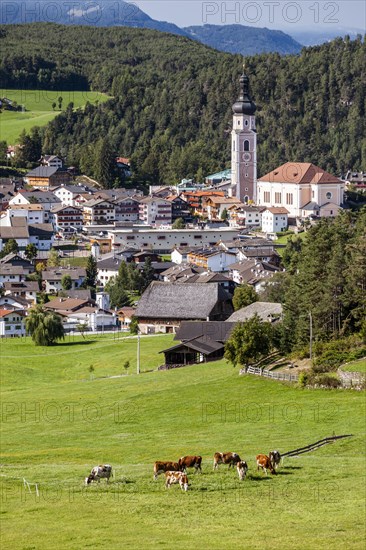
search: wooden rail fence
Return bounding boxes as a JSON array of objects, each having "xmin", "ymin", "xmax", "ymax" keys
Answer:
[{"xmin": 240, "ymin": 365, "xmax": 299, "ymax": 382}]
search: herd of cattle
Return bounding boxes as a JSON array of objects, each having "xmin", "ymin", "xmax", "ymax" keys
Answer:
[{"xmin": 85, "ymin": 450, "xmax": 282, "ymax": 492}]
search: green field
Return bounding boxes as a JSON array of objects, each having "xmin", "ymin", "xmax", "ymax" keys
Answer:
[
  {"xmin": 342, "ymin": 359, "xmax": 366, "ymax": 373},
  {"xmin": 1, "ymin": 335, "xmax": 365, "ymax": 549},
  {"xmin": 0, "ymin": 89, "xmax": 110, "ymax": 143}
]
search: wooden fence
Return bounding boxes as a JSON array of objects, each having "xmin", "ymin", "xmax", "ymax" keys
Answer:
[{"xmin": 240, "ymin": 365, "xmax": 299, "ymax": 382}]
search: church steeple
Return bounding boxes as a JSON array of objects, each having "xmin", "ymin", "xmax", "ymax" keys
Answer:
[
  {"xmin": 232, "ymin": 72, "xmax": 256, "ymax": 115},
  {"xmin": 231, "ymin": 69, "xmax": 257, "ymax": 204}
]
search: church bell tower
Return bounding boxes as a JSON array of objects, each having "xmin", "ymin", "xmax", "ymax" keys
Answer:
[{"xmin": 231, "ymin": 70, "xmax": 257, "ymax": 203}]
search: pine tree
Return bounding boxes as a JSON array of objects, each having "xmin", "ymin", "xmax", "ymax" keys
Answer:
[{"xmin": 93, "ymin": 138, "xmax": 118, "ymax": 189}]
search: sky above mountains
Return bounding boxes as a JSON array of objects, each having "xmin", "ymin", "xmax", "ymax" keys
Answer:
[{"xmin": 134, "ymin": 0, "xmax": 365, "ymax": 32}]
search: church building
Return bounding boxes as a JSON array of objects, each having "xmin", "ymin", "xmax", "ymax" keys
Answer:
[{"xmin": 231, "ymin": 71, "xmax": 257, "ymax": 205}]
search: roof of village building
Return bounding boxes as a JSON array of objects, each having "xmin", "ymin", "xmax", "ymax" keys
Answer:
[
  {"xmin": 206, "ymin": 196, "xmax": 243, "ymax": 205},
  {"xmin": 188, "ymin": 247, "xmax": 236, "ymax": 258},
  {"xmin": 264, "ymin": 207, "xmax": 289, "ymax": 215},
  {"xmin": 26, "ymin": 166, "xmax": 69, "ymax": 178},
  {"xmin": 51, "ymin": 204, "xmax": 83, "ymax": 213},
  {"xmin": 8, "ymin": 203, "xmax": 43, "ymax": 211},
  {"xmin": 15, "ymin": 191, "xmax": 61, "ymax": 203},
  {"xmin": 61, "ymin": 289, "xmax": 92, "ymax": 300},
  {"xmin": 0, "ymin": 294, "xmax": 31, "ymax": 307},
  {"xmin": 0, "ymin": 253, "xmax": 33, "ymax": 266},
  {"xmin": 240, "ymin": 247, "xmax": 279, "ymax": 258},
  {"xmin": 229, "ymin": 260, "xmax": 281, "ymax": 284},
  {"xmin": 259, "ymin": 163, "xmax": 344, "ymax": 185},
  {"xmin": 0, "ymin": 221, "xmax": 29, "ymax": 239},
  {"xmin": 226, "ymin": 302, "xmax": 283, "ymax": 323},
  {"xmin": 3, "ymin": 281, "xmax": 39, "ymax": 292},
  {"xmin": 83, "ymin": 198, "xmax": 115, "ymax": 207},
  {"xmin": 97, "ymin": 257, "xmax": 122, "ymax": 270},
  {"xmin": 139, "ymin": 196, "xmax": 171, "ymax": 204},
  {"xmin": 0, "ymin": 265, "xmax": 31, "ymax": 276},
  {"xmin": 181, "ymin": 272, "xmax": 232, "ymax": 284},
  {"xmin": 45, "ymin": 297, "xmax": 93, "ymax": 312},
  {"xmin": 160, "ymin": 264, "xmax": 205, "ymax": 279},
  {"xmin": 0, "ymin": 308, "xmax": 25, "ymax": 318},
  {"xmin": 42, "ymin": 268, "xmax": 86, "ymax": 281},
  {"xmin": 28, "ymin": 224, "xmax": 54, "ymax": 237},
  {"xmin": 135, "ymin": 282, "xmax": 232, "ymax": 320}
]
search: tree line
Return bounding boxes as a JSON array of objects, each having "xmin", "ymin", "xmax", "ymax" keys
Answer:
[{"xmin": 0, "ymin": 24, "xmax": 364, "ymax": 186}]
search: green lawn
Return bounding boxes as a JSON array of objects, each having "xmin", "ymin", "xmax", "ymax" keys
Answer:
[
  {"xmin": 342, "ymin": 359, "xmax": 366, "ymax": 373},
  {"xmin": 1, "ymin": 335, "xmax": 365, "ymax": 549},
  {"xmin": 0, "ymin": 89, "xmax": 110, "ymax": 143}
]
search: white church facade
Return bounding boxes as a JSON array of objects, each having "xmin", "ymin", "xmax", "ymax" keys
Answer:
[{"xmin": 257, "ymin": 162, "xmax": 345, "ymax": 219}]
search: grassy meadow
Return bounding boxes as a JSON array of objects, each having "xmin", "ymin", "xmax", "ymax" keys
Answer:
[
  {"xmin": 0, "ymin": 334, "xmax": 365, "ymax": 549},
  {"xmin": 0, "ymin": 89, "xmax": 110, "ymax": 143}
]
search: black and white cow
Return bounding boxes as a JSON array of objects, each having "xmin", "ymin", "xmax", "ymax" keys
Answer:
[
  {"xmin": 85, "ymin": 464, "xmax": 113, "ymax": 485},
  {"xmin": 269, "ymin": 451, "xmax": 281, "ymax": 470}
]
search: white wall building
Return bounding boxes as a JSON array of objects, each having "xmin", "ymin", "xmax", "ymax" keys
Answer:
[
  {"xmin": 139, "ymin": 197, "xmax": 172, "ymax": 226},
  {"xmin": 108, "ymin": 227, "xmax": 241, "ymax": 253},
  {"xmin": 3, "ymin": 205, "xmax": 45, "ymax": 225},
  {"xmin": 257, "ymin": 162, "xmax": 345, "ymax": 219},
  {"xmin": 0, "ymin": 309, "xmax": 26, "ymax": 337},
  {"xmin": 261, "ymin": 207, "xmax": 289, "ymax": 233}
]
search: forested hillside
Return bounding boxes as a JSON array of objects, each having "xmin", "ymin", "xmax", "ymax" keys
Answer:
[{"xmin": 0, "ymin": 24, "xmax": 365, "ymax": 185}]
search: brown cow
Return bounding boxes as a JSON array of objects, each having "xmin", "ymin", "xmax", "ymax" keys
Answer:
[
  {"xmin": 153, "ymin": 461, "xmax": 180, "ymax": 480},
  {"xmin": 178, "ymin": 455, "xmax": 202, "ymax": 473},
  {"xmin": 236, "ymin": 460, "xmax": 249, "ymax": 480},
  {"xmin": 256, "ymin": 454, "xmax": 276, "ymax": 476},
  {"xmin": 165, "ymin": 471, "xmax": 189, "ymax": 491},
  {"xmin": 213, "ymin": 452, "xmax": 241, "ymax": 470}
]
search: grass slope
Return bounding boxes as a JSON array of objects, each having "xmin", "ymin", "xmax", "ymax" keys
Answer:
[
  {"xmin": 342, "ymin": 359, "xmax": 366, "ymax": 373},
  {"xmin": 1, "ymin": 335, "xmax": 365, "ymax": 549},
  {"xmin": 0, "ymin": 89, "xmax": 110, "ymax": 143}
]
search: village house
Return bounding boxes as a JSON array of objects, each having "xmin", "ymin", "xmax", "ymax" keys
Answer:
[
  {"xmin": 226, "ymin": 301, "xmax": 283, "ymax": 323},
  {"xmin": 229, "ymin": 259, "xmax": 282, "ymax": 292},
  {"xmin": 108, "ymin": 227, "xmax": 241, "ymax": 253},
  {"xmin": 165, "ymin": 195, "xmax": 192, "ymax": 223},
  {"xmin": 3, "ymin": 281, "xmax": 38, "ymax": 303},
  {"xmin": 0, "ymin": 294, "xmax": 33, "ymax": 310},
  {"xmin": 161, "ymin": 264, "xmax": 205, "ymax": 282},
  {"xmin": 180, "ymin": 190, "xmax": 225, "ymax": 217},
  {"xmin": 117, "ymin": 306, "xmax": 136, "ymax": 330},
  {"xmin": 257, "ymin": 162, "xmax": 345, "ymax": 220},
  {"xmin": 114, "ymin": 197, "xmax": 140, "ymax": 222},
  {"xmin": 83, "ymin": 199, "xmax": 115, "ymax": 225},
  {"xmin": 0, "ymin": 218, "xmax": 30, "ymax": 251},
  {"xmin": 160, "ymin": 321, "xmax": 235, "ymax": 367},
  {"xmin": 3, "ymin": 204, "xmax": 45, "ymax": 225},
  {"xmin": 135, "ymin": 281, "xmax": 234, "ymax": 334},
  {"xmin": 261, "ymin": 207, "xmax": 289, "ymax": 233},
  {"xmin": 44, "ymin": 296, "xmax": 116, "ymax": 332},
  {"xmin": 97, "ymin": 256, "xmax": 122, "ymax": 286},
  {"xmin": 39, "ymin": 155, "xmax": 63, "ymax": 168},
  {"xmin": 205, "ymin": 196, "xmax": 243, "ymax": 220},
  {"xmin": 28, "ymin": 223, "xmax": 55, "ymax": 250},
  {"xmin": 0, "ymin": 253, "xmax": 34, "ymax": 273},
  {"xmin": 42, "ymin": 267, "xmax": 86, "ymax": 294},
  {"xmin": 138, "ymin": 197, "xmax": 172, "ymax": 226},
  {"xmin": 53, "ymin": 184, "xmax": 92, "ymax": 207},
  {"xmin": 0, "ymin": 309, "xmax": 26, "ymax": 338},
  {"xmin": 187, "ymin": 247, "xmax": 237, "ymax": 272},
  {"xmin": 9, "ymin": 191, "xmax": 61, "ymax": 223},
  {"xmin": 228, "ymin": 204, "xmax": 263, "ymax": 227},
  {"xmin": 50, "ymin": 205, "xmax": 83, "ymax": 235},
  {"xmin": 24, "ymin": 166, "xmax": 72, "ymax": 189}
]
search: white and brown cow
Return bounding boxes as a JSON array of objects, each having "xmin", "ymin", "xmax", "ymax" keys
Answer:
[
  {"xmin": 178, "ymin": 455, "xmax": 202, "ymax": 473},
  {"xmin": 85, "ymin": 464, "xmax": 112, "ymax": 485},
  {"xmin": 236, "ymin": 460, "xmax": 249, "ymax": 481},
  {"xmin": 213, "ymin": 452, "xmax": 241, "ymax": 470},
  {"xmin": 269, "ymin": 450, "xmax": 281, "ymax": 470},
  {"xmin": 153, "ymin": 461, "xmax": 180, "ymax": 480},
  {"xmin": 165, "ymin": 471, "xmax": 189, "ymax": 492},
  {"xmin": 256, "ymin": 454, "xmax": 276, "ymax": 476}
]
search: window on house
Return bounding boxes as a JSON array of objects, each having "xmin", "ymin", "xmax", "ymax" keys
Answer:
[
  {"xmin": 286, "ymin": 193, "xmax": 293, "ymax": 205},
  {"xmin": 264, "ymin": 192, "xmax": 270, "ymax": 202},
  {"xmin": 326, "ymin": 192, "xmax": 332, "ymax": 199},
  {"xmin": 244, "ymin": 140, "xmax": 250, "ymax": 151},
  {"xmin": 275, "ymin": 192, "xmax": 281, "ymax": 204}
]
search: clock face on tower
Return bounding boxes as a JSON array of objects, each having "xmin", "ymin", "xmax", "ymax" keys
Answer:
[{"xmin": 242, "ymin": 152, "xmax": 251, "ymax": 162}]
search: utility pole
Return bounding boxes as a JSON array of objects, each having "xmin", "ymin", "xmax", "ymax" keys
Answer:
[
  {"xmin": 309, "ymin": 311, "xmax": 313, "ymax": 362},
  {"xmin": 137, "ymin": 331, "xmax": 140, "ymax": 374}
]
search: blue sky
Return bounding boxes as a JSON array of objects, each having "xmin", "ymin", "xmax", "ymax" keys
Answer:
[{"xmin": 134, "ymin": 0, "xmax": 366, "ymax": 30}]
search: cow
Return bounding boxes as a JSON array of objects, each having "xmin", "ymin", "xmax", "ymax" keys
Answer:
[
  {"xmin": 256, "ymin": 454, "xmax": 276, "ymax": 476},
  {"xmin": 213, "ymin": 452, "xmax": 241, "ymax": 470},
  {"xmin": 153, "ymin": 461, "xmax": 180, "ymax": 480},
  {"xmin": 236, "ymin": 460, "xmax": 249, "ymax": 481},
  {"xmin": 165, "ymin": 471, "xmax": 189, "ymax": 492},
  {"xmin": 178, "ymin": 455, "xmax": 202, "ymax": 473},
  {"xmin": 85, "ymin": 464, "xmax": 112, "ymax": 485},
  {"xmin": 269, "ymin": 450, "xmax": 281, "ymax": 470}
]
